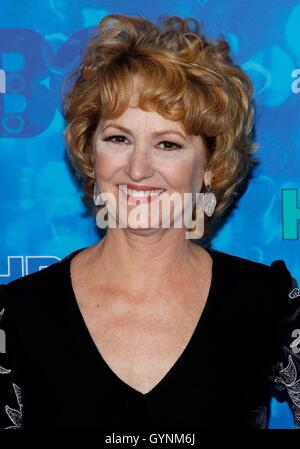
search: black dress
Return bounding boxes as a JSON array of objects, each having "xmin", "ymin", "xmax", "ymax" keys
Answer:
[{"xmin": 0, "ymin": 247, "xmax": 300, "ymax": 430}]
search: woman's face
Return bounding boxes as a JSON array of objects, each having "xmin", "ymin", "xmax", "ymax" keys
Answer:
[{"xmin": 93, "ymin": 105, "xmax": 210, "ymax": 233}]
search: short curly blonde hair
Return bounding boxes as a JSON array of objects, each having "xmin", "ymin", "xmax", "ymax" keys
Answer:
[{"xmin": 63, "ymin": 13, "xmax": 258, "ymax": 237}]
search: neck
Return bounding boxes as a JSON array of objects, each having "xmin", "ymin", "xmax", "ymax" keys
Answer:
[{"xmin": 92, "ymin": 228, "xmax": 202, "ymax": 295}]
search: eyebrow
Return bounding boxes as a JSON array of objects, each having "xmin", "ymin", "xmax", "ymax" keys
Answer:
[{"xmin": 102, "ymin": 123, "xmax": 188, "ymax": 141}]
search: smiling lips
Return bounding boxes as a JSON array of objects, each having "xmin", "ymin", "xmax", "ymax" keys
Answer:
[{"xmin": 118, "ymin": 184, "xmax": 166, "ymax": 204}]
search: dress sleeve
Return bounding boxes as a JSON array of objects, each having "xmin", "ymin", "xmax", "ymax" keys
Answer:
[
  {"xmin": 269, "ymin": 259, "xmax": 300, "ymax": 429},
  {"xmin": 0, "ymin": 284, "xmax": 23, "ymax": 430}
]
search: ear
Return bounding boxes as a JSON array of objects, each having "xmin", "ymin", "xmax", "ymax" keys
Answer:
[{"xmin": 203, "ymin": 169, "xmax": 212, "ymax": 188}]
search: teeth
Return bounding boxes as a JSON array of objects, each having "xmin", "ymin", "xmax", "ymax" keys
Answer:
[{"xmin": 119, "ymin": 185, "xmax": 164, "ymax": 198}]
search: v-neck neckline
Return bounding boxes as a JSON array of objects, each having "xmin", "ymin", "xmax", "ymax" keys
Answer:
[{"xmin": 63, "ymin": 245, "xmax": 219, "ymax": 398}]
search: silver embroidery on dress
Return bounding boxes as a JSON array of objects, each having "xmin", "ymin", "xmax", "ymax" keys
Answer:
[
  {"xmin": 0, "ymin": 308, "xmax": 23, "ymax": 429},
  {"xmin": 0, "ymin": 365, "xmax": 11, "ymax": 374},
  {"xmin": 289, "ymin": 288, "xmax": 300, "ymax": 301},
  {"xmin": 275, "ymin": 355, "xmax": 300, "ymax": 429},
  {"xmin": 275, "ymin": 280, "xmax": 300, "ymax": 433},
  {"xmin": 5, "ymin": 383, "xmax": 23, "ymax": 429}
]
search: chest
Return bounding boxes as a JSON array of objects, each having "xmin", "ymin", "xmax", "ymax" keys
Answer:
[{"xmin": 74, "ymin": 286, "xmax": 208, "ymax": 394}]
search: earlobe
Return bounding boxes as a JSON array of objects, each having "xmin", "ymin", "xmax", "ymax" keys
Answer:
[{"xmin": 203, "ymin": 169, "xmax": 212, "ymax": 188}]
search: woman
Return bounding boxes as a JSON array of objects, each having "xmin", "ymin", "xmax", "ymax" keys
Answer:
[{"xmin": 0, "ymin": 14, "xmax": 299, "ymax": 431}]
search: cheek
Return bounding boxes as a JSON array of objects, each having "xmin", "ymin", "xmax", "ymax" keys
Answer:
[
  {"xmin": 167, "ymin": 157, "xmax": 204, "ymax": 189},
  {"xmin": 94, "ymin": 150, "xmax": 124, "ymax": 179},
  {"xmin": 192, "ymin": 160, "xmax": 205, "ymax": 182},
  {"xmin": 190, "ymin": 152, "xmax": 206, "ymax": 186}
]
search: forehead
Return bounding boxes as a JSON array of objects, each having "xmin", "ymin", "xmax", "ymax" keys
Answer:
[
  {"xmin": 100, "ymin": 106, "xmax": 186, "ymax": 131},
  {"xmin": 97, "ymin": 73, "xmax": 188, "ymax": 132}
]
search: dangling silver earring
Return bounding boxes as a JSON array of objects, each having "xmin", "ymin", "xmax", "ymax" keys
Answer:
[
  {"xmin": 203, "ymin": 182, "xmax": 217, "ymax": 217},
  {"xmin": 93, "ymin": 180, "xmax": 102, "ymax": 206}
]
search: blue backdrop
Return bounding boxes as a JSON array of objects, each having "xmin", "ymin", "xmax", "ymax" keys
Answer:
[{"xmin": 0, "ymin": 0, "xmax": 299, "ymax": 428}]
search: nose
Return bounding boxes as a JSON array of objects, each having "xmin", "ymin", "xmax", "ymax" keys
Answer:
[{"xmin": 124, "ymin": 147, "xmax": 154, "ymax": 181}]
